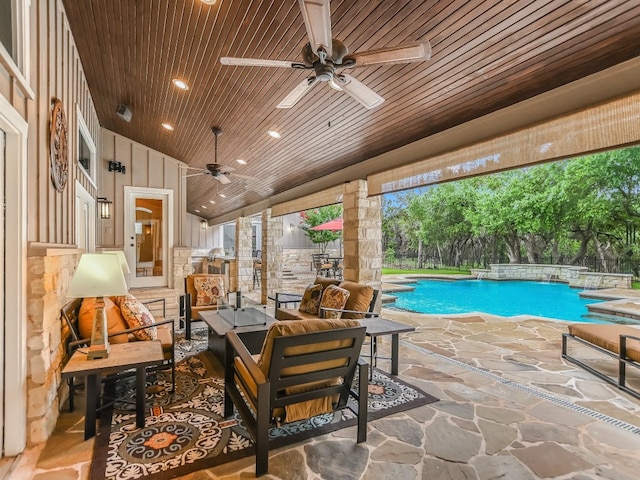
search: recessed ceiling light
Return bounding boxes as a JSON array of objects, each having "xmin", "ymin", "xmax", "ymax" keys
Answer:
[
  {"xmin": 219, "ymin": 193, "xmax": 227, "ymax": 198},
  {"xmin": 201, "ymin": 205, "xmax": 207, "ymax": 209},
  {"xmin": 195, "ymin": 209, "xmax": 200, "ymax": 213},
  {"xmin": 267, "ymin": 130, "xmax": 281, "ymax": 139},
  {"xmin": 162, "ymin": 123, "xmax": 174, "ymax": 131},
  {"xmin": 236, "ymin": 159, "xmax": 247, "ymax": 165},
  {"xmin": 172, "ymin": 79, "xmax": 189, "ymax": 90},
  {"xmin": 201, "ymin": 0, "xmax": 217, "ymax": 4},
  {"xmin": 209, "ymin": 200, "xmax": 216, "ymax": 204}
]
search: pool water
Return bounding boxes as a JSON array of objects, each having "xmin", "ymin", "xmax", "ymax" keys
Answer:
[{"xmin": 389, "ymin": 279, "xmax": 606, "ymax": 322}]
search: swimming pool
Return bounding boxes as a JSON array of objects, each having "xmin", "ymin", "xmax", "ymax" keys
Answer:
[{"xmin": 389, "ymin": 279, "xmax": 605, "ymax": 322}]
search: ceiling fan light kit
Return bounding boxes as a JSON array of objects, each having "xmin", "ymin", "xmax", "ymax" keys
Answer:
[{"xmin": 220, "ymin": 0, "xmax": 432, "ymax": 110}]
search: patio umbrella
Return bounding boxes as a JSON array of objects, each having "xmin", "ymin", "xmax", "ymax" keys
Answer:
[
  {"xmin": 310, "ymin": 218, "xmax": 343, "ymax": 256},
  {"xmin": 310, "ymin": 218, "xmax": 343, "ymax": 231}
]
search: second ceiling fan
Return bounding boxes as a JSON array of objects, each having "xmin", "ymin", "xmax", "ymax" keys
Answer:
[
  {"xmin": 183, "ymin": 127, "xmax": 254, "ymax": 185},
  {"xmin": 220, "ymin": 0, "xmax": 431, "ymax": 110}
]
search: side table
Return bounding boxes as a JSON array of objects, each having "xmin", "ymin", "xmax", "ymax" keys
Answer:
[
  {"xmin": 62, "ymin": 341, "xmax": 164, "ymax": 439},
  {"xmin": 363, "ymin": 317, "xmax": 416, "ymax": 379}
]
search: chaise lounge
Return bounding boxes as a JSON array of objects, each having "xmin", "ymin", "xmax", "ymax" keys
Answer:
[{"xmin": 562, "ymin": 323, "xmax": 640, "ymax": 399}]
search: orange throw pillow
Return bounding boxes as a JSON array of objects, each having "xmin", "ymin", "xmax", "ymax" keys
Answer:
[{"xmin": 78, "ymin": 297, "xmax": 129, "ymax": 344}]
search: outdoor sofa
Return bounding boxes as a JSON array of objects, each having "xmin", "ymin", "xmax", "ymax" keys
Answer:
[{"xmin": 274, "ymin": 276, "xmax": 379, "ymax": 321}]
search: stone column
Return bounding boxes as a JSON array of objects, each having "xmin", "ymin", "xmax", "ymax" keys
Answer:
[
  {"xmin": 172, "ymin": 246, "xmax": 193, "ymax": 292},
  {"xmin": 342, "ymin": 180, "xmax": 382, "ymax": 291},
  {"xmin": 262, "ymin": 209, "xmax": 283, "ymax": 304},
  {"xmin": 235, "ymin": 216, "xmax": 253, "ymax": 293}
]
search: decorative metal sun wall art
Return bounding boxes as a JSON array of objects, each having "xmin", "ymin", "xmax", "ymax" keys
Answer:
[{"xmin": 50, "ymin": 98, "xmax": 69, "ymax": 192}]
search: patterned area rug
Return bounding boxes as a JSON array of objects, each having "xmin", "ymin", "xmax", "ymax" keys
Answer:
[{"xmin": 90, "ymin": 331, "xmax": 437, "ymax": 480}]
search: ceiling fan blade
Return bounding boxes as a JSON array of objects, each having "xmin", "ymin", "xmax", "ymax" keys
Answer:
[
  {"xmin": 220, "ymin": 57, "xmax": 300, "ymax": 68},
  {"xmin": 345, "ymin": 41, "xmax": 431, "ymax": 68},
  {"xmin": 216, "ymin": 174, "xmax": 232, "ymax": 185},
  {"xmin": 335, "ymin": 74, "xmax": 384, "ymax": 109},
  {"xmin": 182, "ymin": 172, "xmax": 207, "ymax": 178},
  {"xmin": 276, "ymin": 78, "xmax": 318, "ymax": 109},
  {"xmin": 299, "ymin": 0, "xmax": 332, "ymax": 58}
]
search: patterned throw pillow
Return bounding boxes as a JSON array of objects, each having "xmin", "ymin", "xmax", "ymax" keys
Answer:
[
  {"xmin": 319, "ymin": 285, "xmax": 351, "ymax": 319},
  {"xmin": 193, "ymin": 276, "xmax": 226, "ymax": 306},
  {"xmin": 298, "ymin": 284, "xmax": 323, "ymax": 314},
  {"xmin": 117, "ymin": 294, "xmax": 157, "ymax": 341}
]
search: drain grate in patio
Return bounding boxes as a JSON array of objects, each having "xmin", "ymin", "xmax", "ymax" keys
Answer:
[{"xmin": 405, "ymin": 342, "xmax": 640, "ymax": 435}]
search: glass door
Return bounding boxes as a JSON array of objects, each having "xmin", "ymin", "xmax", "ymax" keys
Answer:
[{"xmin": 124, "ymin": 187, "xmax": 173, "ymax": 288}]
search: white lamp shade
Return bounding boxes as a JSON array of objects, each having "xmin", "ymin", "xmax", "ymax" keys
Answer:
[
  {"xmin": 68, "ymin": 253, "xmax": 129, "ymax": 298},
  {"xmin": 104, "ymin": 250, "xmax": 131, "ymax": 274}
]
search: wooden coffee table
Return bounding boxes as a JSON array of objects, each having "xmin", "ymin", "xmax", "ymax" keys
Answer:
[{"xmin": 200, "ymin": 306, "xmax": 277, "ymax": 364}]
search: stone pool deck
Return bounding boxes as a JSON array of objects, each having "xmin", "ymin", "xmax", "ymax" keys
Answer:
[{"xmin": 8, "ymin": 274, "xmax": 640, "ymax": 479}]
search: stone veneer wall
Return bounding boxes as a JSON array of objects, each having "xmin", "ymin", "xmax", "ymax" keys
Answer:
[
  {"xmin": 235, "ymin": 217, "xmax": 253, "ymax": 292},
  {"xmin": 472, "ymin": 264, "xmax": 631, "ymax": 289},
  {"xmin": 26, "ymin": 246, "xmax": 82, "ymax": 445},
  {"xmin": 342, "ymin": 180, "xmax": 382, "ymax": 294},
  {"xmin": 261, "ymin": 209, "xmax": 283, "ymax": 304},
  {"xmin": 282, "ymin": 247, "xmax": 341, "ymax": 273},
  {"xmin": 173, "ymin": 247, "xmax": 193, "ymax": 293}
]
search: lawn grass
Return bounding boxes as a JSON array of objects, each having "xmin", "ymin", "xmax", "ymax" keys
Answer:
[{"xmin": 382, "ymin": 267, "xmax": 471, "ymax": 275}]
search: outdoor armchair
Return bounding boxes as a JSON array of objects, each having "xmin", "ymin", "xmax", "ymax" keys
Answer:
[
  {"xmin": 224, "ymin": 318, "xmax": 368, "ymax": 476},
  {"xmin": 182, "ymin": 273, "xmax": 229, "ymax": 339}
]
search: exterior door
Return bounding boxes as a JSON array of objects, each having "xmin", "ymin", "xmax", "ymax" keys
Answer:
[{"xmin": 125, "ymin": 187, "xmax": 173, "ymax": 288}]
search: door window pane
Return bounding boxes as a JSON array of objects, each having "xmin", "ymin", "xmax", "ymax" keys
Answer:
[{"xmin": 135, "ymin": 199, "xmax": 163, "ymax": 277}]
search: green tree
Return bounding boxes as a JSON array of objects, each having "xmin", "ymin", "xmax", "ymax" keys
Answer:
[{"xmin": 299, "ymin": 205, "xmax": 343, "ymax": 253}]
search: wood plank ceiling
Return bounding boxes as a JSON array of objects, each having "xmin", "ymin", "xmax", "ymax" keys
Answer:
[{"xmin": 62, "ymin": 0, "xmax": 640, "ymax": 220}]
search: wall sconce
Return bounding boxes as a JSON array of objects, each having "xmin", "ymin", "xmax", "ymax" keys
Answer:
[
  {"xmin": 97, "ymin": 197, "xmax": 112, "ymax": 219},
  {"xmin": 108, "ymin": 160, "xmax": 126, "ymax": 174},
  {"xmin": 289, "ymin": 223, "xmax": 295, "ymax": 233},
  {"xmin": 201, "ymin": 219, "xmax": 208, "ymax": 230}
]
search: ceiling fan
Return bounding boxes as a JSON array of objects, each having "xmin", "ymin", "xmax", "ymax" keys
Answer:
[
  {"xmin": 183, "ymin": 127, "xmax": 253, "ymax": 185},
  {"xmin": 220, "ymin": 0, "xmax": 431, "ymax": 109}
]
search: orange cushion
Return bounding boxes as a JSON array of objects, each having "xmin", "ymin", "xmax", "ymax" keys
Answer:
[
  {"xmin": 568, "ymin": 324, "xmax": 640, "ymax": 362},
  {"xmin": 338, "ymin": 281, "xmax": 374, "ymax": 319},
  {"xmin": 78, "ymin": 297, "xmax": 129, "ymax": 344},
  {"xmin": 116, "ymin": 294, "xmax": 157, "ymax": 341},
  {"xmin": 254, "ymin": 318, "xmax": 361, "ymax": 422},
  {"xmin": 257, "ymin": 318, "xmax": 361, "ymax": 376},
  {"xmin": 314, "ymin": 276, "xmax": 340, "ymax": 291}
]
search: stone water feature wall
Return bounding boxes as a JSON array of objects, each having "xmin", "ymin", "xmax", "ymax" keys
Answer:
[{"xmin": 472, "ymin": 264, "xmax": 632, "ymax": 289}]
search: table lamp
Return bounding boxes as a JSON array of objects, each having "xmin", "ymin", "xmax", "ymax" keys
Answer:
[
  {"xmin": 104, "ymin": 250, "xmax": 131, "ymax": 276},
  {"xmin": 67, "ymin": 253, "xmax": 129, "ymax": 359}
]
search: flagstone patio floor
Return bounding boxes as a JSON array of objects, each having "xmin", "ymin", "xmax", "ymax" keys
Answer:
[{"xmin": 7, "ymin": 273, "xmax": 640, "ymax": 479}]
